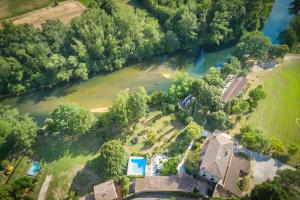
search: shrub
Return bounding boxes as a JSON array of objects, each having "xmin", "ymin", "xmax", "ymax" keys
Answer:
[
  {"xmin": 237, "ymin": 177, "xmax": 248, "ymax": 191},
  {"xmin": 1, "ymin": 160, "xmax": 9, "ymax": 171},
  {"xmin": 147, "ymin": 131, "xmax": 157, "ymax": 146},
  {"xmin": 119, "ymin": 176, "xmax": 130, "ymax": 196},
  {"xmin": 159, "ymin": 157, "xmax": 179, "ymax": 176}
]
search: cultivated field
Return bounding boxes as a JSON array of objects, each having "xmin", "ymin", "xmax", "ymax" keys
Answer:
[
  {"xmin": 10, "ymin": 0, "xmax": 86, "ymax": 28},
  {"xmin": 244, "ymin": 57, "xmax": 300, "ymax": 147}
]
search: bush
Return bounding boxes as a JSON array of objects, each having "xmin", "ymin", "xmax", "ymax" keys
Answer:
[
  {"xmin": 119, "ymin": 176, "xmax": 130, "ymax": 196},
  {"xmin": 159, "ymin": 157, "xmax": 179, "ymax": 176},
  {"xmin": 1, "ymin": 160, "xmax": 9, "ymax": 171},
  {"xmin": 237, "ymin": 177, "xmax": 248, "ymax": 191},
  {"xmin": 147, "ymin": 131, "xmax": 157, "ymax": 146}
]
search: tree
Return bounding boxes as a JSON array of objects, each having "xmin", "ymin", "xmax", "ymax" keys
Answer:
[
  {"xmin": 206, "ymin": 110, "xmax": 230, "ymax": 131},
  {"xmin": 183, "ymin": 122, "xmax": 202, "ymax": 142},
  {"xmin": 164, "ymin": 30, "xmax": 181, "ymax": 53},
  {"xmin": 240, "ymin": 127, "xmax": 269, "ymax": 152},
  {"xmin": 0, "ymin": 104, "xmax": 38, "ymax": 154},
  {"xmin": 98, "ymin": 140, "xmax": 128, "ymax": 181},
  {"xmin": 268, "ymin": 138, "xmax": 286, "ymax": 156},
  {"xmin": 150, "ymin": 91, "xmax": 166, "ymax": 108},
  {"xmin": 248, "ymin": 85, "xmax": 266, "ymax": 108},
  {"xmin": 0, "ymin": 184, "xmax": 13, "ymax": 200},
  {"xmin": 159, "ymin": 157, "xmax": 178, "ymax": 176},
  {"xmin": 287, "ymin": 144, "xmax": 299, "ymax": 156},
  {"xmin": 168, "ymin": 72, "xmax": 193, "ymax": 103},
  {"xmin": 127, "ymin": 87, "xmax": 149, "ymax": 121},
  {"xmin": 279, "ymin": 27, "xmax": 298, "ymax": 48},
  {"xmin": 235, "ymin": 31, "xmax": 271, "ymax": 62},
  {"xmin": 221, "ymin": 57, "xmax": 242, "ymax": 78},
  {"xmin": 12, "ymin": 177, "xmax": 33, "ymax": 199},
  {"xmin": 203, "ymin": 67, "xmax": 224, "ymax": 88},
  {"xmin": 289, "ymin": 0, "xmax": 300, "ymax": 15},
  {"xmin": 268, "ymin": 45, "xmax": 289, "ymax": 59},
  {"xmin": 274, "ymin": 169, "xmax": 300, "ymax": 199},
  {"xmin": 251, "ymin": 181, "xmax": 289, "ymax": 200},
  {"xmin": 185, "ymin": 148, "xmax": 201, "ymax": 175},
  {"xmin": 50, "ymin": 104, "xmax": 95, "ymax": 134}
]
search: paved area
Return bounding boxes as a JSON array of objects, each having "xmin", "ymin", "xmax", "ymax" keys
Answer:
[
  {"xmin": 38, "ymin": 175, "xmax": 52, "ymax": 200},
  {"xmin": 236, "ymin": 148, "xmax": 294, "ymax": 185}
]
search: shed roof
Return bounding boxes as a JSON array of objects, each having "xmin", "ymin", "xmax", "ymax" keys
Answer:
[
  {"xmin": 222, "ymin": 76, "xmax": 247, "ymax": 103},
  {"xmin": 93, "ymin": 180, "xmax": 118, "ymax": 200},
  {"xmin": 135, "ymin": 175, "xmax": 195, "ymax": 193}
]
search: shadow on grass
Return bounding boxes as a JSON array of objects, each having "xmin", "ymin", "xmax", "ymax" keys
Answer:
[
  {"xmin": 32, "ymin": 132, "xmax": 103, "ymax": 163},
  {"xmin": 69, "ymin": 156, "xmax": 104, "ymax": 196}
]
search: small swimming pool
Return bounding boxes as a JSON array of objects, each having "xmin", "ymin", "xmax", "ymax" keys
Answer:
[
  {"xmin": 26, "ymin": 162, "xmax": 40, "ymax": 176},
  {"xmin": 127, "ymin": 156, "xmax": 147, "ymax": 176}
]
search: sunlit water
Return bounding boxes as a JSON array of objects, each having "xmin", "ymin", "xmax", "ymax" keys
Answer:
[{"xmin": 0, "ymin": 0, "xmax": 291, "ymax": 125}]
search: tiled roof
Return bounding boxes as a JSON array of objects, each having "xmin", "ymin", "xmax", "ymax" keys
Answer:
[
  {"xmin": 200, "ymin": 134, "xmax": 233, "ymax": 179},
  {"xmin": 222, "ymin": 154, "xmax": 251, "ymax": 196},
  {"xmin": 222, "ymin": 76, "xmax": 247, "ymax": 103},
  {"xmin": 135, "ymin": 175, "xmax": 195, "ymax": 193},
  {"xmin": 93, "ymin": 180, "xmax": 118, "ymax": 200}
]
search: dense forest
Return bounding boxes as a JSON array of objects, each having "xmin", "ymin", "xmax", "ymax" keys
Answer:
[{"xmin": 0, "ymin": 0, "xmax": 275, "ymax": 95}]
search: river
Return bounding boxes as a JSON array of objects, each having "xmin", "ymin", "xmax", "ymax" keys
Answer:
[{"xmin": 0, "ymin": 0, "xmax": 292, "ymax": 125}]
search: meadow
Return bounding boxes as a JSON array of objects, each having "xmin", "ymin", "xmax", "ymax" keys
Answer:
[{"xmin": 244, "ymin": 58, "xmax": 300, "ymax": 164}]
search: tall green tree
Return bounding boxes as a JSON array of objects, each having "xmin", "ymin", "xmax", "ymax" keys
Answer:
[
  {"xmin": 235, "ymin": 31, "xmax": 272, "ymax": 62},
  {"xmin": 50, "ymin": 104, "xmax": 95, "ymax": 134},
  {"xmin": 98, "ymin": 140, "xmax": 128, "ymax": 180}
]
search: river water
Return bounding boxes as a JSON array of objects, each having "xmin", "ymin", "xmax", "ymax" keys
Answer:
[{"xmin": 0, "ymin": 0, "xmax": 292, "ymax": 124}]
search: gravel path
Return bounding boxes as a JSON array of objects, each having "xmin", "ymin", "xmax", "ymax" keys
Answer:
[{"xmin": 38, "ymin": 175, "xmax": 53, "ymax": 200}]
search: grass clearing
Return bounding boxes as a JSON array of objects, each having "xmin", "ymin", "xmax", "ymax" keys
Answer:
[
  {"xmin": 243, "ymin": 58, "xmax": 300, "ymax": 164},
  {"xmin": 29, "ymin": 133, "xmax": 103, "ymax": 199}
]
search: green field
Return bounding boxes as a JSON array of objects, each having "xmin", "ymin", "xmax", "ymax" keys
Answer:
[
  {"xmin": 0, "ymin": 0, "xmax": 90, "ymax": 20},
  {"xmin": 244, "ymin": 59, "xmax": 300, "ymax": 149}
]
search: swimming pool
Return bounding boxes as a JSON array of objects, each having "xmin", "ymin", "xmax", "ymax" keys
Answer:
[
  {"xmin": 26, "ymin": 162, "xmax": 40, "ymax": 176},
  {"xmin": 127, "ymin": 157, "xmax": 147, "ymax": 176}
]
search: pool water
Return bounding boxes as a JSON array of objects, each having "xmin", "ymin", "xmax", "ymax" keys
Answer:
[
  {"xmin": 27, "ymin": 162, "xmax": 40, "ymax": 176},
  {"xmin": 127, "ymin": 157, "xmax": 147, "ymax": 176}
]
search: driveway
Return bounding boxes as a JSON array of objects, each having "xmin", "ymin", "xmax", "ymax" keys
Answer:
[{"xmin": 236, "ymin": 148, "xmax": 294, "ymax": 185}]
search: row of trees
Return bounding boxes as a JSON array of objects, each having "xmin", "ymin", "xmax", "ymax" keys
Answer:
[
  {"xmin": 141, "ymin": 0, "xmax": 275, "ymax": 48},
  {"xmin": 239, "ymin": 125, "xmax": 299, "ymax": 161},
  {"xmin": 0, "ymin": 0, "xmax": 164, "ymax": 95},
  {"xmin": 0, "ymin": 0, "xmax": 278, "ymax": 96}
]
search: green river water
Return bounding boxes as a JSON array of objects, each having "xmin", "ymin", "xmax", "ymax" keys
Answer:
[{"xmin": 0, "ymin": 0, "xmax": 292, "ymax": 125}]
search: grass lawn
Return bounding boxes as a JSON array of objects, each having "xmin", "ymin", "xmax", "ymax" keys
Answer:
[
  {"xmin": 0, "ymin": 0, "xmax": 90, "ymax": 20},
  {"xmin": 243, "ymin": 58, "xmax": 300, "ymax": 164},
  {"xmin": 28, "ymin": 132, "xmax": 103, "ymax": 199}
]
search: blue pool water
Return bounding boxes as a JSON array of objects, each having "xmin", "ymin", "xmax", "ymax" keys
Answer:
[
  {"xmin": 26, "ymin": 162, "xmax": 40, "ymax": 176},
  {"xmin": 127, "ymin": 157, "xmax": 147, "ymax": 176}
]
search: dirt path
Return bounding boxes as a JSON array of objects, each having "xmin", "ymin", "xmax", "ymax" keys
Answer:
[{"xmin": 38, "ymin": 175, "xmax": 53, "ymax": 200}]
